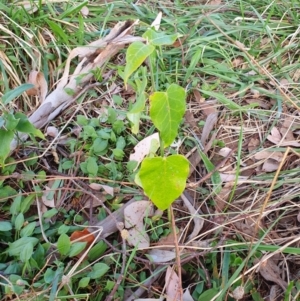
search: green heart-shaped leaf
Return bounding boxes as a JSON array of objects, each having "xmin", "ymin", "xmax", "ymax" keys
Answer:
[
  {"xmin": 150, "ymin": 84, "xmax": 186, "ymax": 147},
  {"xmin": 139, "ymin": 154, "xmax": 189, "ymax": 210}
]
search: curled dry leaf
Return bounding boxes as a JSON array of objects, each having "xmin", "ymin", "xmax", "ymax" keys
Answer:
[
  {"xmin": 80, "ymin": 6, "xmax": 89, "ymax": 17},
  {"xmin": 231, "ymin": 286, "xmax": 244, "ymax": 300},
  {"xmin": 183, "ymin": 288, "xmax": 194, "ymax": 301},
  {"xmin": 181, "ymin": 193, "xmax": 204, "ymax": 241},
  {"xmin": 219, "ymin": 147, "xmax": 232, "ymax": 157},
  {"xmin": 219, "ymin": 173, "xmax": 248, "ymax": 183},
  {"xmin": 41, "ymin": 186, "xmax": 55, "ymax": 208},
  {"xmin": 46, "ymin": 126, "xmax": 59, "ymax": 138},
  {"xmin": 165, "ymin": 266, "xmax": 181, "ymax": 301},
  {"xmin": 257, "ymin": 258, "xmax": 288, "ymax": 291},
  {"xmin": 147, "ymin": 249, "xmax": 176, "ymax": 263},
  {"xmin": 253, "ymin": 150, "xmax": 283, "ymax": 162},
  {"xmin": 267, "ymin": 127, "xmax": 300, "ymax": 147},
  {"xmin": 89, "ymin": 183, "xmax": 114, "ymax": 196},
  {"xmin": 262, "ymin": 159, "xmax": 280, "ymax": 172},
  {"xmin": 124, "ymin": 200, "xmax": 154, "ymax": 248},
  {"xmin": 151, "ymin": 12, "xmax": 162, "ymax": 31},
  {"xmin": 129, "ymin": 133, "xmax": 160, "ymax": 168},
  {"xmin": 27, "ymin": 71, "xmax": 48, "ymax": 103},
  {"xmin": 201, "ymin": 112, "xmax": 218, "ymax": 145}
]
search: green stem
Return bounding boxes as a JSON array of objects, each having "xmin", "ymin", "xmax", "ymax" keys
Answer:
[{"xmin": 159, "ymin": 134, "xmax": 164, "ymax": 157}]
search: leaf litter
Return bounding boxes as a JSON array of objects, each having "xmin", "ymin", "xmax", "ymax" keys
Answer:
[{"xmin": 3, "ymin": 2, "xmax": 300, "ymax": 301}]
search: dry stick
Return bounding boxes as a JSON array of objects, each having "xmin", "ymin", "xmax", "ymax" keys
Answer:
[{"xmin": 170, "ymin": 205, "xmax": 183, "ymax": 301}]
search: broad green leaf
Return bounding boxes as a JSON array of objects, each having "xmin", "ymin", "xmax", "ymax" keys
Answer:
[
  {"xmin": 150, "ymin": 84, "xmax": 186, "ymax": 147},
  {"xmin": 69, "ymin": 242, "xmax": 87, "ymax": 257},
  {"xmin": 1, "ymin": 84, "xmax": 34, "ymax": 105},
  {"xmin": 20, "ymin": 222, "xmax": 36, "ymax": 237},
  {"xmin": 88, "ymin": 241, "xmax": 107, "ymax": 262},
  {"xmin": 198, "ymin": 151, "xmax": 222, "ymax": 194},
  {"xmin": 0, "ymin": 129, "xmax": 14, "ymax": 166},
  {"xmin": 86, "ymin": 156, "xmax": 98, "ymax": 176},
  {"xmin": 43, "ymin": 208, "xmax": 58, "ymax": 219},
  {"xmin": 88, "ymin": 263, "xmax": 109, "ymax": 279},
  {"xmin": 78, "ymin": 277, "xmax": 90, "ymax": 288},
  {"xmin": 139, "ymin": 155, "xmax": 189, "ymax": 210},
  {"xmin": 14, "ymin": 113, "xmax": 44, "ymax": 139},
  {"xmin": 14, "ymin": 213, "xmax": 24, "ymax": 231},
  {"xmin": 6, "ymin": 237, "xmax": 39, "ymax": 256},
  {"xmin": 5, "ymin": 113, "xmax": 19, "ymax": 131},
  {"xmin": 124, "ymin": 41, "xmax": 155, "ymax": 85},
  {"xmin": 20, "ymin": 243, "xmax": 33, "ymax": 262},
  {"xmin": 199, "ymin": 288, "xmax": 219, "ymax": 301},
  {"xmin": 200, "ymin": 90, "xmax": 242, "ymax": 111},
  {"xmin": 143, "ymin": 28, "xmax": 180, "ymax": 46},
  {"xmin": 0, "ymin": 221, "xmax": 12, "ymax": 231},
  {"xmin": 57, "ymin": 233, "xmax": 71, "ymax": 256},
  {"xmin": 0, "ymin": 185, "xmax": 17, "ymax": 201}
]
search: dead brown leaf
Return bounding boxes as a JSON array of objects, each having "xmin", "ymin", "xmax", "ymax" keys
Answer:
[
  {"xmin": 257, "ymin": 258, "xmax": 288, "ymax": 291},
  {"xmin": 27, "ymin": 70, "xmax": 48, "ymax": 103},
  {"xmin": 165, "ymin": 266, "xmax": 181, "ymax": 301},
  {"xmin": 201, "ymin": 112, "xmax": 218, "ymax": 145}
]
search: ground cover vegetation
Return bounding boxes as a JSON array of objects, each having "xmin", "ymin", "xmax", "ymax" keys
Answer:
[{"xmin": 0, "ymin": 0, "xmax": 300, "ymax": 300}]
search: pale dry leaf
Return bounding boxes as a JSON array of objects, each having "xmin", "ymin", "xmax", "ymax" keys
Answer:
[
  {"xmin": 134, "ymin": 298, "xmax": 164, "ymax": 301},
  {"xmin": 292, "ymin": 69, "xmax": 300, "ymax": 82},
  {"xmin": 157, "ymin": 230, "xmax": 177, "ymax": 247},
  {"xmin": 280, "ymin": 114, "xmax": 296, "ymax": 141},
  {"xmin": 231, "ymin": 286, "xmax": 244, "ymax": 300},
  {"xmin": 46, "ymin": 126, "xmax": 58, "ymax": 138},
  {"xmin": 267, "ymin": 127, "xmax": 300, "ymax": 146},
  {"xmin": 129, "ymin": 133, "xmax": 160, "ymax": 168},
  {"xmin": 89, "ymin": 183, "xmax": 114, "ymax": 196},
  {"xmin": 201, "ymin": 112, "xmax": 218, "ymax": 145},
  {"xmin": 147, "ymin": 249, "xmax": 176, "ymax": 263},
  {"xmin": 187, "ymin": 238, "xmax": 210, "ymax": 248},
  {"xmin": 269, "ymin": 285, "xmax": 280, "ymax": 301},
  {"xmin": 193, "ymin": 89, "xmax": 204, "ymax": 103},
  {"xmin": 248, "ymin": 137, "xmax": 260, "ymax": 152},
  {"xmin": 253, "ymin": 151, "xmax": 283, "ymax": 162},
  {"xmin": 166, "ymin": 266, "xmax": 181, "ymax": 301},
  {"xmin": 231, "ymin": 56, "xmax": 244, "ymax": 68},
  {"xmin": 27, "ymin": 71, "xmax": 48, "ymax": 103},
  {"xmin": 181, "ymin": 194, "xmax": 204, "ymax": 241},
  {"xmin": 199, "ymin": 101, "xmax": 217, "ymax": 116},
  {"xmin": 17, "ymin": 1, "xmax": 38, "ymax": 13},
  {"xmin": 183, "ymin": 288, "xmax": 194, "ymax": 301},
  {"xmin": 151, "ymin": 12, "xmax": 162, "ymax": 31},
  {"xmin": 219, "ymin": 147, "xmax": 232, "ymax": 157},
  {"xmin": 258, "ymin": 258, "xmax": 288, "ymax": 290},
  {"xmin": 219, "ymin": 173, "xmax": 248, "ymax": 183},
  {"xmin": 262, "ymin": 159, "xmax": 280, "ymax": 172},
  {"xmin": 80, "ymin": 6, "xmax": 89, "ymax": 17},
  {"xmin": 124, "ymin": 201, "xmax": 154, "ymax": 248},
  {"xmin": 209, "ymin": 0, "xmax": 222, "ymax": 5},
  {"xmin": 41, "ymin": 186, "xmax": 55, "ymax": 208}
]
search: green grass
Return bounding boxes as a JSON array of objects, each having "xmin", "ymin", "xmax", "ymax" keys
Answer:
[{"xmin": 1, "ymin": 0, "xmax": 300, "ymax": 300}]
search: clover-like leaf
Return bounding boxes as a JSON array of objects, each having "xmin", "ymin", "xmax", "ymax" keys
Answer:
[
  {"xmin": 150, "ymin": 84, "xmax": 186, "ymax": 147},
  {"xmin": 139, "ymin": 154, "xmax": 189, "ymax": 210}
]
